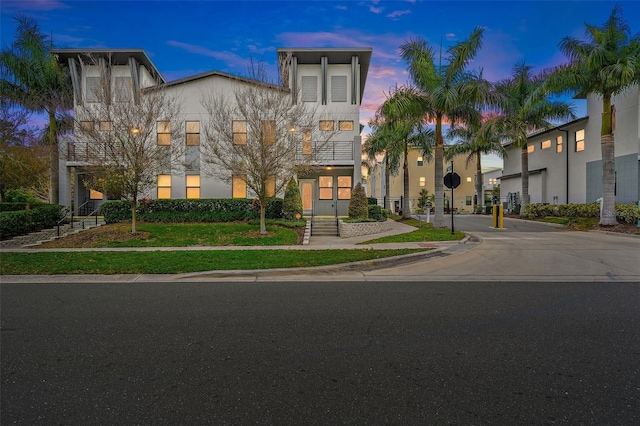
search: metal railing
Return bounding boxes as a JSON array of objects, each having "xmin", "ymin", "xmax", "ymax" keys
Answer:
[{"xmin": 56, "ymin": 200, "xmax": 101, "ymax": 237}]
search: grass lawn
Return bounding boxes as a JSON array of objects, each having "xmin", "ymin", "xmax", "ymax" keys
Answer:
[
  {"xmin": 0, "ymin": 249, "xmax": 429, "ymax": 275},
  {"xmin": 361, "ymin": 220, "xmax": 464, "ymax": 244}
]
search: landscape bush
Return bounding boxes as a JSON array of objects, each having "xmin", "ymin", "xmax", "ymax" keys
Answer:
[
  {"xmin": 368, "ymin": 204, "xmax": 388, "ymax": 222},
  {"xmin": 282, "ymin": 178, "xmax": 303, "ymax": 219},
  {"xmin": 0, "ymin": 202, "xmax": 30, "ymax": 212},
  {"xmin": 367, "ymin": 197, "xmax": 379, "ymax": 205},
  {"xmin": 101, "ymin": 198, "xmax": 286, "ymax": 224},
  {"xmin": 524, "ymin": 202, "xmax": 639, "ymax": 224},
  {"xmin": 348, "ymin": 182, "xmax": 368, "ymax": 219},
  {"xmin": 0, "ymin": 204, "xmax": 65, "ymax": 240}
]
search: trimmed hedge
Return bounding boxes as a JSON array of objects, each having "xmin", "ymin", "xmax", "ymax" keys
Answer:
[
  {"xmin": 367, "ymin": 197, "xmax": 379, "ymax": 205},
  {"xmin": 101, "ymin": 198, "xmax": 285, "ymax": 224},
  {"xmin": 0, "ymin": 204, "xmax": 65, "ymax": 240},
  {"xmin": 524, "ymin": 202, "xmax": 639, "ymax": 224},
  {"xmin": 368, "ymin": 204, "xmax": 388, "ymax": 222},
  {"xmin": 0, "ymin": 203, "xmax": 30, "ymax": 212}
]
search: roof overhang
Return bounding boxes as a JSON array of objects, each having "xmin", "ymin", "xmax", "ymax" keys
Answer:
[{"xmin": 51, "ymin": 48, "xmax": 165, "ymax": 84}]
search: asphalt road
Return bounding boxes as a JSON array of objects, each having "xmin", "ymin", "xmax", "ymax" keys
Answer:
[{"xmin": 2, "ymin": 280, "xmax": 638, "ymax": 424}]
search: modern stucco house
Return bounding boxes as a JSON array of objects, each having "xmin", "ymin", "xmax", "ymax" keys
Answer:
[
  {"xmin": 500, "ymin": 86, "xmax": 639, "ymax": 208},
  {"xmin": 53, "ymin": 47, "xmax": 372, "ymax": 218}
]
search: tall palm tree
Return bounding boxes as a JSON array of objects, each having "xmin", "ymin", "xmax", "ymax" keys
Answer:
[
  {"xmin": 446, "ymin": 115, "xmax": 505, "ymax": 212},
  {"xmin": 485, "ymin": 62, "xmax": 574, "ymax": 215},
  {"xmin": 399, "ymin": 28, "xmax": 490, "ymax": 227},
  {"xmin": 365, "ymin": 87, "xmax": 433, "ymax": 219},
  {"xmin": 546, "ymin": 5, "xmax": 640, "ymax": 225},
  {"xmin": 0, "ymin": 14, "xmax": 72, "ymax": 205}
]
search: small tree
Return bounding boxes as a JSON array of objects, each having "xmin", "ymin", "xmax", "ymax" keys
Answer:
[
  {"xmin": 417, "ymin": 188, "xmax": 434, "ymax": 210},
  {"xmin": 348, "ymin": 182, "xmax": 368, "ymax": 219},
  {"xmin": 282, "ymin": 177, "xmax": 303, "ymax": 220},
  {"xmin": 201, "ymin": 62, "xmax": 335, "ymax": 234},
  {"xmin": 74, "ymin": 64, "xmax": 184, "ymax": 234}
]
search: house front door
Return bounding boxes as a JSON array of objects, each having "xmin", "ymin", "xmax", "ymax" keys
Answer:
[{"xmin": 299, "ymin": 180, "xmax": 314, "ymax": 217}]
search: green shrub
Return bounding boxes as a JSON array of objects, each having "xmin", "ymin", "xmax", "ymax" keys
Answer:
[
  {"xmin": 0, "ymin": 202, "xmax": 29, "ymax": 212},
  {"xmin": 348, "ymin": 182, "xmax": 368, "ymax": 219},
  {"xmin": 263, "ymin": 198, "xmax": 284, "ymax": 220},
  {"xmin": 3, "ymin": 188, "xmax": 43, "ymax": 204},
  {"xmin": 368, "ymin": 204, "xmax": 387, "ymax": 222},
  {"xmin": 0, "ymin": 204, "xmax": 65, "ymax": 240},
  {"xmin": 283, "ymin": 178, "xmax": 303, "ymax": 219},
  {"xmin": 100, "ymin": 201, "xmax": 132, "ymax": 223},
  {"xmin": 524, "ymin": 202, "xmax": 639, "ymax": 224},
  {"xmin": 248, "ymin": 218, "xmax": 306, "ymax": 228},
  {"xmin": 367, "ymin": 197, "xmax": 378, "ymax": 205}
]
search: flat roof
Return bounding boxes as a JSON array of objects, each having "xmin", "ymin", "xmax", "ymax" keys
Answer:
[
  {"xmin": 51, "ymin": 48, "xmax": 165, "ymax": 83},
  {"xmin": 277, "ymin": 47, "xmax": 373, "ymax": 99}
]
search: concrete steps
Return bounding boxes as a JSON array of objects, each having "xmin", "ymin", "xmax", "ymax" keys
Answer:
[
  {"xmin": 312, "ymin": 218, "xmax": 339, "ymax": 236},
  {"xmin": 0, "ymin": 217, "xmax": 106, "ymax": 248}
]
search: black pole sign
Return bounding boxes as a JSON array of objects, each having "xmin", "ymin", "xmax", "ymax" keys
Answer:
[{"xmin": 444, "ymin": 162, "xmax": 460, "ymax": 234}]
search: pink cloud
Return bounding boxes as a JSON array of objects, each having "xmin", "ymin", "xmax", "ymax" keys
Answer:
[{"xmin": 166, "ymin": 40, "xmax": 247, "ymax": 67}]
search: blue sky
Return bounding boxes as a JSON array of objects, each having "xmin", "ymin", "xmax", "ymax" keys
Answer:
[{"xmin": 2, "ymin": 0, "xmax": 639, "ymax": 168}]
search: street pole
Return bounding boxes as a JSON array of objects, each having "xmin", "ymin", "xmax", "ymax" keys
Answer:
[{"xmin": 451, "ymin": 161, "xmax": 454, "ymax": 235}]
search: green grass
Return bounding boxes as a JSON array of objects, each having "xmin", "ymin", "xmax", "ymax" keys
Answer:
[
  {"xmin": 538, "ymin": 216, "xmax": 599, "ymax": 231},
  {"xmin": 0, "ymin": 249, "xmax": 429, "ymax": 275},
  {"xmin": 360, "ymin": 222, "xmax": 464, "ymax": 244}
]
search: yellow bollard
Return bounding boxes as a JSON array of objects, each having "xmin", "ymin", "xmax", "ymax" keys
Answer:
[{"xmin": 492, "ymin": 204, "xmax": 504, "ymax": 229}]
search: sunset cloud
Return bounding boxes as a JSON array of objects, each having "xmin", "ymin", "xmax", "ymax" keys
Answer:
[{"xmin": 387, "ymin": 10, "xmax": 411, "ymax": 20}]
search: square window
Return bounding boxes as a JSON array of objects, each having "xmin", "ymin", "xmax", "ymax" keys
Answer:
[
  {"xmin": 319, "ymin": 120, "xmax": 334, "ymax": 131},
  {"xmin": 527, "ymin": 145, "xmax": 534, "ymax": 153},
  {"xmin": 466, "ymin": 177, "xmax": 472, "ymax": 182},
  {"xmin": 339, "ymin": 120, "xmax": 354, "ymax": 131},
  {"xmin": 99, "ymin": 121, "xmax": 113, "ymax": 131},
  {"xmin": 81, "ymin": 121, "xmax": 94, "ymax": 131}
]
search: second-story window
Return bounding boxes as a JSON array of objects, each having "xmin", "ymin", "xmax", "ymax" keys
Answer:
[
  {"xmin": 113, "ymin": 77, "xmax": 132, "ymax": 102},
  {"xmin": 233, "ymin": 120, "xmax": 247, "ymax": 145},
  {"xmin": 541, "ymin": 140, "xmax": 551, "ymax": 150},
  {"xmin": 85, "ymin": 77, "xmax": 101, "ymax": 102},
  {"xmin": 302, "ymin": 129, "xmax": 312, "ymax": 155},
  {"xmin": 527, "ymin": 145, "xmax": 534, "ymax": 154},
  {"xmin": 99, "ymin": 121, "xmax": 113, "ymax": 131},
  {"xmin": 301, "ymin": 76, "xmax": 317, "ymax": 102},
  {"xmin": 319, "ymin": 120, "xmax": 334, "ymax": 131},
  {"xmin": 339, "ymin": 120, "xmax": 354, "ymax": 131},
  {"xmin": 157, "ymin": 121, "xmax": 171, "ymax": 145},
  {"xmin": 556, "ymin": 135, "xmax": 563, "ymax": 153},
  {"xmin": 331, "ymin": 76, "xmax": 347, "ymax": 102},
  {"xmin": 186, "ymin": 121, "xmax": 200, "ymax": 146}
]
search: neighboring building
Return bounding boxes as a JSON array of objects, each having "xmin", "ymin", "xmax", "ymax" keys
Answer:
[
  {"xmin": 366, "ymin": 148, "xmax": 478, "ymax": 214},
  {"xmin": 500, "ymin": 86, "xmax": 639, "ymax": 206},
  {"xmin": 53, "ymin": 47, "xmax": 372, "ymax": 217}
]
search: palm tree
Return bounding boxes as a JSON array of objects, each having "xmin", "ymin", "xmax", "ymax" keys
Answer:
[
  {"xmin": 546, "ymin": 5, "xmax": 640, "ymax": 225},
  {"xmin": 399, "ymin": 28, "xmax": 490, "ymax": 227},
  {"xmin": 446, "ymin": 115, "xmax": 505, "ymax": 212},
  {"xmin": 365, "ymin": 87, "xmax": 433, "ymax": 219},
  {"xmin": 0, "ymin": 14, "xmax": 72, "ymax": 205},
  {"xmin": 485, "ymin": 62, "xmax": 574, "ymax": 215}
]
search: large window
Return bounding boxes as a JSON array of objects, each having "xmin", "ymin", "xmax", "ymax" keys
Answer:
[
  {"xmin": 541, "ymin": 139, "xmax": 551, "ymax": 150},
  {"xmin": 301, "ymin": 76, "xmax": 317, "ymax": 102},
  {"xmin": 233, "ymin": 120, "xmax": 247, "ymax": 145},
  {"xmin": 339, "ymin": 120, "xmax": 354, "ymax": 131},
  {"xmin": 232, "ymin": 174, "xmax": 247, "ymax": 198},
  {"xmin": 99, "ymin": 121, "xmax": 113, "ymax": 131},
  {"xmin": 157, "ymin": 175, "xmax": 171, "ymax": 199},
  {"xmin": 319, "ymin": 176, "xmax": 333, "ymax": 200},
  {"xmin": 157, "ymin": 121, "xmax": 171, "ymax": 145},
  {"xmin": 337, "ymin": 176, "xmax": 352, "ymax": 200},
  {"xmin": 319, "ymin": 120, "xmax": 334, "ymax": 131},
  {"xmin": 331, "ymin": 76, "xmax": 347, "ymax": 102},
  {"xmin": 186, "ymin": 121, "xmax": 200, "ymax": 146},
  {"xmin": 262, "ymin": 120, "xmax": 276, "ymax": 145},
  {"xmin": 575, "ymin": 129, "xmax": 585, "ymax": 152},
  {"xmin": 186, "ymin": 175, "xmax": 200, "ymax": 199},
  {"xmin": 302, "ymin": 129, "xmax": 312, "ymax": 155},
  {"xmin": 556, "ymin": 135, "xmax": 563, "ymax": 153}
]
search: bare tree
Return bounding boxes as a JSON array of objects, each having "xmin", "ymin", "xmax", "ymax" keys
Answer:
[
  {"xmin": 200, "ymin": 64, "xmax": 336, "ymax": 234},
  {"xmin": 74, "ymin": 71, "xmax": 184, "ymax": 234}
]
